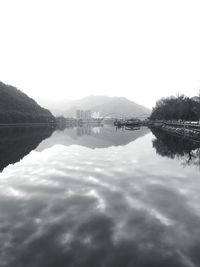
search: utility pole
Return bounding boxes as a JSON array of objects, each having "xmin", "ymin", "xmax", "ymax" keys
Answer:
[{"xmin": 199, "ymin": 89, "xmax": 200, "ymax": 124}]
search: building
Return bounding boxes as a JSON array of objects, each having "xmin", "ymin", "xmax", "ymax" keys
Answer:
[
  {"xmin": 92, "ymin": 111, "xmax": 100, "ymax": 118},
  {"xmin": 76, "ymin": 109, "xmax": 92, "ymax": 119},
  {"xmin": 76, "ymin": 110, "xmax": 81, "ymax": 119},
  {"xmin": 84, "ymin": 110, "xmax": 92, "ymax": 119}
]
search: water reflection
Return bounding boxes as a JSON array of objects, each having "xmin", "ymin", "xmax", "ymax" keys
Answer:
[
  {"xmin": 151, "ymin": 127, "xmax": 200, "ymax": 169},
  {"xmin": 37, "ymin": 125, "xmax": 150, "ymax": 150},
  {"xmin": 0, "ymin": 125, "xmax": 149, "ymax": 172},
  {"xmin": 0, "ymin": 127, "xmax": 200, "ymax": 267},
  {"xmin": 0, "ymin": 126, "xmax": 55, "ymax": 172}
]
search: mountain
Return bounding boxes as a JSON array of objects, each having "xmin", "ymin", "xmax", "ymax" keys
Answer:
[
  {"xmin": 91, "ymin": 97, "xmax": 151, "ymax": 118},
  {"xmin": 0, "ymin": 81, "xmax": 55, "ymax": 124},
  {"xmin": 38, "ymin": 98, "xmax": 71, "ymax": 116},
  {"xmin": 47, "ymin": 95, "xmax": 151, "ymax": 118}
]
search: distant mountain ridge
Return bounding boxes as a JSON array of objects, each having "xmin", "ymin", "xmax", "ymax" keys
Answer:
[
  {"xmin": 0, "ymin": 81, "xmax": 55, "ymax": 124},
  {"xmin": 92, "ymin": 97, "xmax": 151, "ymax": 118},
  {"xmin": 48, "ymin": 95, "xmax": 151, "ymax": 118}
]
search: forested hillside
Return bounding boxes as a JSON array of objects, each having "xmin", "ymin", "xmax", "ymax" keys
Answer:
[
  {"xmin": 0, "ymin": 82, "xmax": 55, "ymax": 124},
  {"xmin": 150, "ymin": 95, "xmax": 200, "ymax": 121}
]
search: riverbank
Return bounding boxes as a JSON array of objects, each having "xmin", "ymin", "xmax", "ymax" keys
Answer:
[
  {"xmin": 150, "ymin": 121, "xmax": 200, "ymax": 141},
  {"xmin": 0, "ymin": 123, "xmax": 56, "ymax": 128}
]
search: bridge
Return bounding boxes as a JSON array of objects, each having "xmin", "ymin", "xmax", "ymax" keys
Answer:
[
  {"xmin": 99, "ymin": 112, "xmax": 150, "ymax": 122},
  {"xmin": 99, "ymin": 113, "xmax": 128, "ymax": 122}
]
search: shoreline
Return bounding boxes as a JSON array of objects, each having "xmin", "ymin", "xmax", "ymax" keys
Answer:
[
  {"xmin": 150, "ymin": 122, "xmax": 200, "ymax": 142},
  {"xmin": 0, "ymin": 123, "xmax": 56, "ymax": 128}
]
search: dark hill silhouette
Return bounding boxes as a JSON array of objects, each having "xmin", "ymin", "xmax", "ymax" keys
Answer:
[
  {"xmin": 0, "ymin": 126, "xmax": 55, "ymax": 172},
  {"xmin": 0, "ymin": 81, "xmax": 55, "ymax": 124}
]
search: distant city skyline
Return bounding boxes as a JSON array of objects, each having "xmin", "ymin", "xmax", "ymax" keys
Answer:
[{"xmin": 1, "ymin": 0, "xmax": 200, "ymax": 108}]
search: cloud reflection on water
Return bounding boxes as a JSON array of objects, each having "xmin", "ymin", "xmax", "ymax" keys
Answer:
[{"xmin": 0, "ymin": 133, "xmax": 200, "ymax": 266}]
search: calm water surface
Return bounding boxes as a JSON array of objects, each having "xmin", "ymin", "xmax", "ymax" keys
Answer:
[{"xmin": 0, "ymin": 125, "xmax": 200, "ymax": 267}]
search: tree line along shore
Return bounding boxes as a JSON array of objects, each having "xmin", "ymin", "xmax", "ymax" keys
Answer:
[{"xmin": 1, "ymin": 80, "xmax": 200, "ymax": 135}]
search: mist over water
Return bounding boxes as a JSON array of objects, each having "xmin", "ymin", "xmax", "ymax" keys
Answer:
[{"xmin": 0, "ymin": 125, "xmax": 200, "ymax": 267}]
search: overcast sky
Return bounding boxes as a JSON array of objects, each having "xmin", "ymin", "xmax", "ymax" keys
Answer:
[{"xmin": 1, "ymin": 0, "xmax": 200, "ymax": 108}]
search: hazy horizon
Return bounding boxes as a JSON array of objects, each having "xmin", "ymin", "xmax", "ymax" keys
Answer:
[
  {"xmin": 1, "ymin": 80, "xmax": 199, "ymax": 110},
  {"xmin": 1, "ymin": 0, "xmax": 200, "ymax": 109},
  {"xmin": 36, "ymin": 94, "xmax": 152, "ymax": 110}
]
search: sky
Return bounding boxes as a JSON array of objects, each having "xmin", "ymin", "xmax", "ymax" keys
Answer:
[{"xmin": 1, "ymin": 0, "xmax": 200, "ymax": 108}]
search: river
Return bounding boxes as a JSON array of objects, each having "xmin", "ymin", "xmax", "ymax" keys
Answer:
[{"xmin": 0, "ymin": 125, "xmax": 200, "ymax": 267}]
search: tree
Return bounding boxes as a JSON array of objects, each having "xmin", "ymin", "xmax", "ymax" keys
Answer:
[{"xmin": 149, "ymin": 95, "xmax": 199, "ymax": 121}]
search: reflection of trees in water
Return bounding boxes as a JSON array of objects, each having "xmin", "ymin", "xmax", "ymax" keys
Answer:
[
  {"xmin": 151, "ymin": 127, "xmax": 200, "ymax": 169},
  {"xmin": 0, "ymin": 126, "xmax": 55, "ymax": 172}
]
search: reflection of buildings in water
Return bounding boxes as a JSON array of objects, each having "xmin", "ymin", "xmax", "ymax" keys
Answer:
[
  {"xmin": 76, "ymin": 127, "xmax": 92, "ymax": 136},
  {"xmin": 36, "ymin": 126, "xmax": 150, "ymax": 151},
  {"xmin": 76, "ymin": 126, "xmax": 106, "ymax": 136},
  {"xmin": 92, "ymin": 127, "xmax": 101, "ymax": 134},
  {"xmin": 72, "ymin": 126, "xmax": 150, "ymax": 148}
]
